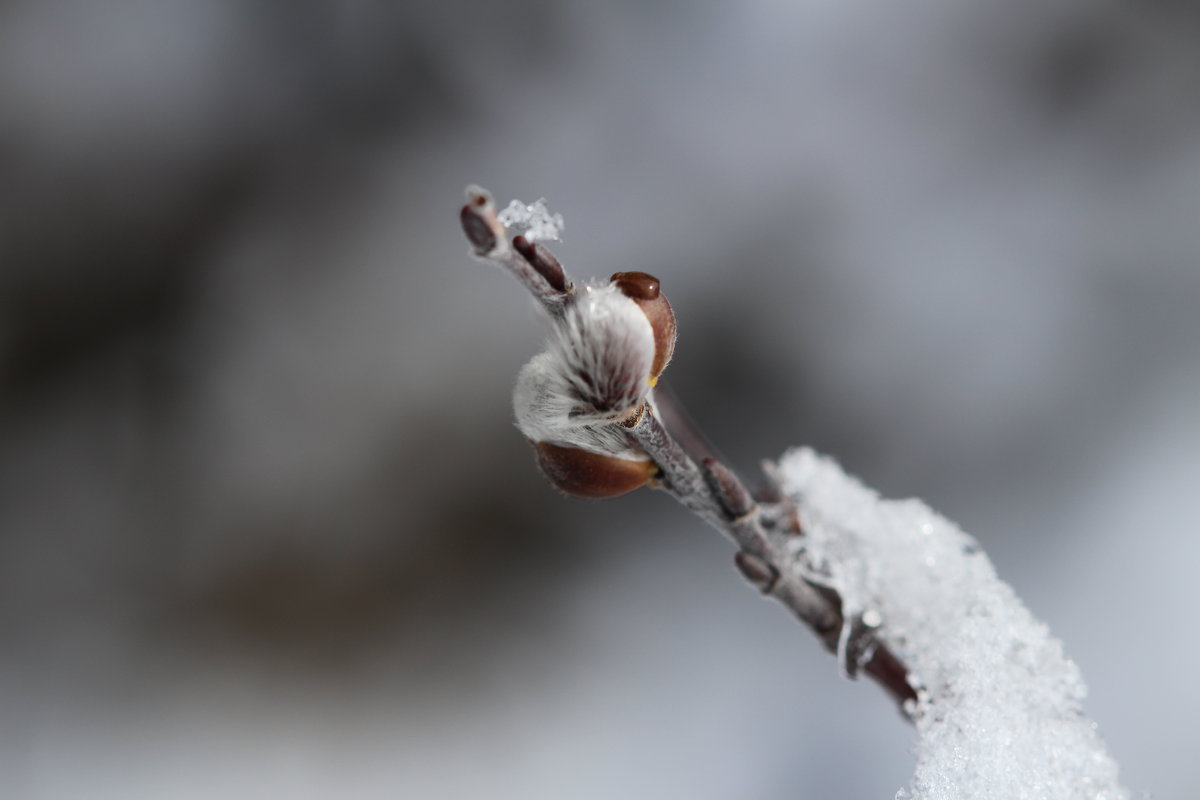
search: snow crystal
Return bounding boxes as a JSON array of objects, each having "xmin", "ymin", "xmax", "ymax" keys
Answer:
[
  {"xmin": 498, "ymin": 197, "xmax": 565, "ymax": 242},
  {"xmin": 777, "ymin": 448, "xmax": 1128, "ymax": 800}
]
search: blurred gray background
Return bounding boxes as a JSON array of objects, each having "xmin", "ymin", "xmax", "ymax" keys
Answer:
[{"xmin": 2, "ymin": 0, "xmax": 1197, "ymax": 797}]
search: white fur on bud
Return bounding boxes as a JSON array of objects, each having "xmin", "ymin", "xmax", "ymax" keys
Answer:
[
  {"xmin": 514, "ymin": 353, "xmax": 649, "ymax": 461},
  {"xmin": 547, "ymin": 282, "xmax": 655, "ymax": 421},
  {"xmin": 514, "ymin": 281, "xmax": 656, "ymax": 460}
]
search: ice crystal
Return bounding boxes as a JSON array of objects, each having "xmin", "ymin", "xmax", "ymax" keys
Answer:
[{"xmin": 498, "ymin": 197, "xmax": 565, "ymax": 242}]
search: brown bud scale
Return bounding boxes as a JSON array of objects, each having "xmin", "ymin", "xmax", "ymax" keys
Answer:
[
  {"xmin": 611, "ymin": 272, "xmax": 660, "ymax": 300},
  {"xmin": 514, "ymin": 235, "xmax": 569, "ymax": 293},
  {"xmin": 701, "ymin": 457, "xmax": 756, "ymax": 519},
  {"xmin": 734, "ymin": 551, "xmax": 778, "ymax": 593},
  {"xmin": 532, "ymin": 441, "xmax": 655, "ymax": 499},
  {"xmin": 611, "ymin": 271, "xmax": 677, "ymax": 379}
]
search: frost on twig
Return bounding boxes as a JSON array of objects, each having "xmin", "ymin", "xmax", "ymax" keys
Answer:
[{"xmin": 459, "ymin": 186, "xmax": 1129, "ymax": 799}]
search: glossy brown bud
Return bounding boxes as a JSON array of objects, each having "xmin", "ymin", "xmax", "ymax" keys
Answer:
[
  {"xmin": 611, "ymin": 271, "xmax": 676, "ymax": 381},
  {"xmin": 532, "ymin": 441, "xmax": 656, "ymax": 499}
]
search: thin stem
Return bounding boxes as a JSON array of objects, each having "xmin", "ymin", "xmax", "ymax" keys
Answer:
[{"xmin": 629, "ymin": 406, "xmax": 916, "ymax": 710}]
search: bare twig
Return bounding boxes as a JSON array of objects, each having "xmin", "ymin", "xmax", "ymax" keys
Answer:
[
  {"xmin": 460, "ymin": 187, "xmax": 917, "ymax": 712},
  {"xmin": 462, "ymin": 186, "xmax": 573, "ymax": 315}
]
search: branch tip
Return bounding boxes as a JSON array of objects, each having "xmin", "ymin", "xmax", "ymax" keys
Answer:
[
  {"xmin": 460, "ymin": 202, "xmax": 501, "ymax": 254},
  {"xmin": 464, "ymin": 184, "xmax": 492, "ymax": 205},
  {"xmin": 462, "ymin": 185, "xmax": 574, "ymax": 310}
]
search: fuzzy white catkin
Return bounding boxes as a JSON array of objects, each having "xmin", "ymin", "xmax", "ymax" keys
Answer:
[
  {"xmin": 778, "ymin": 448, "xmax": 1129, "ymax": 800},
  {"xmin": 513, "ymin": 282, "xmax": 655, "ymax": 460}
]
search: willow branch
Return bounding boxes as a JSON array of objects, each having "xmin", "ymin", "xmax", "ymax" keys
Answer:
[{"xmin": 461, "ymin": 187, "xmax": 917, "ymax": 712}]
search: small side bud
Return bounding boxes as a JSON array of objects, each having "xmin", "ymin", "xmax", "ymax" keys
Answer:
[
  {"xmin": 532, "ymin": 441, "xmax": 656, "ymax": 499},
  {"xmin": 514, "ymin": 235, "xmax": 569, "ymax": 294},
  {"xmin": 611, "ymin": 271, "xmax": 677, "ymax": 381},
  {"xmin": 700, "ymin": 457, "xmax": 756, "ymax": 519},
  {"xmin": 734, "ymin": 551, "xmax": 778, "ymax": 593}
]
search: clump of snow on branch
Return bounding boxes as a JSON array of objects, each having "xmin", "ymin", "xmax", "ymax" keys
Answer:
[
  {"xmin": 498, "ymin": 197, "xmax": 565, "ymax": 242},
  {"xmin": 778, "ymin": 448, "xmax": 1128, "ymax": 800}
]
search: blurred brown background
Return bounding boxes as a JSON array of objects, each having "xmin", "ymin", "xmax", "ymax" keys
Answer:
[{"xmin": 2, "ymin": 0, "xmax": 1197, "ymax": 797}]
